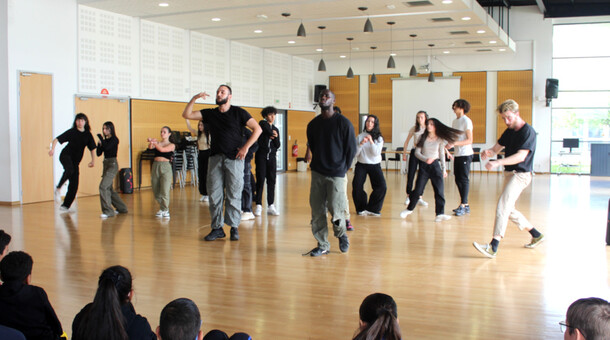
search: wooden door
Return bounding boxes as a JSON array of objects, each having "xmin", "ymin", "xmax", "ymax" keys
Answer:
[
  {"xmin": 20, "ymin": 72, "xmax": 53, "ymax": 203},
  {"xmin": 75, "ymin": 97, "xmax": 130, "ymax": 196}
]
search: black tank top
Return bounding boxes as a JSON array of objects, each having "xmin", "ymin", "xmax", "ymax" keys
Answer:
[{"xmin": 154, "ymin": 149, "xmax": 173, "ymax": 160}]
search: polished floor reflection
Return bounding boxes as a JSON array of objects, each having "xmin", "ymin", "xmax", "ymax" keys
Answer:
[{"xmin": 1, "ymin": 172, "xmax": 609, "ymax": 339}]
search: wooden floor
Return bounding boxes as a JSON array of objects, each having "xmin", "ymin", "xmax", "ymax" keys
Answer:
[{"xmin": 2, "ymin": 171, "xmax": 609, "ymax": 339}]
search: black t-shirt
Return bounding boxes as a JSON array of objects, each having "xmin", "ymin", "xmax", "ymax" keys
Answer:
[
  {"xmin": 57, "ymin": 128, "xmax": 96, "ymax": 163},
  {"xmin": 200, "ymin": 106, "xmax": 252, "ymax": 159},
  {"xmin": 96, "ymin": 136, "xmax": 119, "ymax": 158},
  {"xmin": 306, "ymin": 113, "xmax": 357, "ymax": 177},
  {"xmin": 498, "ymin": 122, "xmax": 536, "ymax": 172}
]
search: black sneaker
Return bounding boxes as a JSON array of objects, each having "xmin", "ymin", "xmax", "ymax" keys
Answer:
[
  {"xmin": 454, "ymin": 205, "xmax": 470, "ymax": 216},
  {"xmin": 230, "ymin": 227, "xmax": 239, "ymax": 241},
  {"xmin": 339, "ymin": 235, "xmax": 350, "ymax": 253},
  {"xmin": 308, "ymin": 247, "xmax": 329, "ymax": 257},
  {"xmin": 204, "ymin": 228, "xmax": 226, "ymax": 241}
]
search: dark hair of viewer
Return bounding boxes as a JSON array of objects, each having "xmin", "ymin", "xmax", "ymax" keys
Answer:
[
  {"xmin": 566, "ymin": 297, "xmax": 610, "ymax": 340},
  {"xmin": 0, "ymin": 229, "xmax": 11, "ymax": 254},
  {"xmin": 353, "ymin": 293, "xmax": 401, "ymax": 340},
  {"xmin": 72, "ymin": 266, "xmax": 133, "ymax": 340},
  {"xmin": 159, "ymin": 298, "xmax": 201, "ymax": 340},
  {"xmin": 0, "ymin": 251, "xmax": 32, "ymax": 282}
]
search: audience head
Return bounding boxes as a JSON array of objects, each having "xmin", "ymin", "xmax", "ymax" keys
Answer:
[
  {"xmin": 157, "ymin": 298, "xmax": 202, "ymax": 340},
  {"xmin": 0, "ymin": 229, "xmax": 11, "ymax": 260},
  {"xmin": 0, "ymin": 251, "xmax": 32, "ymax": 283},
  {"xmin": 564, "ymin": 297, "xmax": 610, "ymax": 340},
  {"xmin": 452, "ymin": 99, "xmax": 471, "ymax": 114},
  {"xmin": 353, "ymin": 293, "xmax": 401, "ymax": 340}
]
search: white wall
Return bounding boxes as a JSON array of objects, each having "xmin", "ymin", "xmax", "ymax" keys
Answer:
[
  {"xmin": 314, "ymin": 6, "xmax": 554, "ymax": 172},
  {"xmin": 2, "ymin": 0, "xmax": 78, "ymax": 202},
  {"xmin": 0, "ymin": 1, "xmax": 10, "ymax": 201}
]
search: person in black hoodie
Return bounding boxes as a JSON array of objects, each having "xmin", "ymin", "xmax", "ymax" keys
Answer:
[
  {"xmin": 0, "ymin": 251, "xmax": 64, "ymax": 340},
  {"xmin": 254, "ymin": 106, "xmax": 281, "ymax": 217},
  {"xmin": 72, "ymin": 265, "xmax": 156, "ymax": 340}
]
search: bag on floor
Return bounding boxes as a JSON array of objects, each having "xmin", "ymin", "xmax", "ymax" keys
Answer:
[{"xmin": 119, "ymin": 168, "xmax": 133, "ymax": 194}]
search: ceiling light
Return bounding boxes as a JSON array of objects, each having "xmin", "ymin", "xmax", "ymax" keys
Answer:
[
  {"xmin": 254, "ymin": 29, "xmax": 263, "ymax": 33},
  {"xmin": 490, "ymin": 40, "xmax": 497, "ymax": 44},
  {"xmin": 390, "ymin": 53, "xmax": 397, "ymax": 56},
  {"xmin": 318, "ymin": 26, "xmax": 326, "ymax": 72},
  {"xmin": 443, "ymin": 51, "xmax": 450, "ymax": 54},
  {"xmin": 288, "ymin": 40, "xmax": 296, "ymax": 44},
  {"xmin": 462, "ymin": 17, "xmax": 471, "ymax": 21},
  {"xmin": 428, "ymin": 44, "xmax": 435, "ymax": 82},
  {"xmin": 499, "ymin": 48, "xmax": 506, "ymax": 51},
  {"xmin": 212, "ymin": 17, "xmax": 221, "ymax": 22},
  {"xmin": 387, "ymin": 21, "xmax": 396, "ymax": 69},
  {"xmin": 442, "ymin": 0, "xmax": 453, "ymax": 3},
  {"xmin": 410, "ymin": 34, "xmax": 417, "ymax": 77},
  {"xmin": 340, "ymin": 55, "xmax": 346, "ymax": 58},
  {"xmin": 477, "ymin": 30, "xmax": 486, "ymax": 34},
  {"xmin": 347, "ymin": 37, "xmax": 355, "ymax": 79},
  {"xmin": 297, "ymin": 21, "xmax": 306, "ymax": 37},
  {"xmin": 316, "ymin": 48, "xmax": 323, "ymax": 52},
  {"xmin": 370, "ymin": 46, "xmax": 377, "ymax": 84},
  {"xmin": 256, "ymin": 14, "xmax": 268, "ymax": 20},
  {"xmin": 158, "ymin": 3, "xmax": 169, "ymax": 7},
  {"xmin": 359, "ymin": 7, "xmax": 373, "ymax": 33}
]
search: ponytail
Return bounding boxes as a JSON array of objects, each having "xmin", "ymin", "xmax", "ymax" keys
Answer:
[{"xmin": 353, "ymin": 293, "xmax": 402, "ymax": 340}]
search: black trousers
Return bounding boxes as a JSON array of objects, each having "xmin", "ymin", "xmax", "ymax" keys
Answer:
[
  {"xmin": 57, "ymin": 152, "xmax": 80, "ymax": 208},
  {"xmin": 407, "ymin": 159, "xmax": 445, "ymax": 215},
  {"xmin": 406, "ymin": 148, "xmax": 420, "ymax": 196},
  {"xmin": 453, "ymin": 155, "xmax": 472, "ymax": 205},
  {"xmin": 241, "ymin": 159, "xmax": 253, "ymax": 212},
  {"xmin": 352, "ymin": 162, "xmax": 387, "ymax": 214},
  {"xmin": 198, "ymin": 149, "xmax": 210, "ymax": 196},
  {"xmin": 254, "ymin": 152, "xmax": 277, "ymax": 205}
]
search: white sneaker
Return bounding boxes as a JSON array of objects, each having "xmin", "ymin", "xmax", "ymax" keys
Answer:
[
  {"xmin": 54, "ymin": 188, "xmax": 62, "ymax": 203},
  {"xmin": 241, "ymin": 211, "xmax": 255, "ymax": 221},
  {"xmin": 367, "ymin": 211, "xmax": 381, "ymax": 217},
  {"xmin": 267, "ymin": 204, "xmax": 280, "ymax": 216},
  {"xmin": 155, "ymin": 210, "xmax": 164, "ymax": 217},
  {"xmin": 100, "ymin": 213, "xmax": 109, "ymax": 219},
  {"xmin": 404, "ymin": 197, "xmax": 410, "ymax": 205},
  {"xmin": 59, "ymin": 206, "xmax": 70, "ymax": 213},
  {"xmin": 399, "ymin": 209, "xmax": 413, "ymax": 218},
  {"xmin": 200, "ymin": 195, "xmax": 209, "ymax": 202},
  {"xmin": 434, "ymin": 214, "xmax": 451, "ymax": 222},
  {"xmin": 162, "ymin": 210, "xmax": 170, "ymax": 218},
  {"xmin": 254, "ymin": 204, "xmax": 262, "ymax": 216},
  {"xmin": 417, "ymin": 198, "xmax": 428, "ymax": 207}
]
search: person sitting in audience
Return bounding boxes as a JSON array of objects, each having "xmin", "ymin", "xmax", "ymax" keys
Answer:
[
  {"xmin": 0, "ymin": 324, "xmax": 26, "ymax": 340},
  {"xmin": 0, "ymin": 229, "xmax": 11, "ymax": 262},
  {"xmin": 0, "ymin": 251, "xmax": 64, "ymax": 340},
  {"xmin": 353, "ymin": 293, "xmax": 402, "ymax": 340},
  {"xmin": 157, "ymin": 298, "xmax": 251, "ymax": 340},
  {"xmin": 72, "ymin": 265, "xmax": 156, "ymax": 340},
  {"xmin": 561, "ymin": 297, "xmax": 610, "ymax": 340}
]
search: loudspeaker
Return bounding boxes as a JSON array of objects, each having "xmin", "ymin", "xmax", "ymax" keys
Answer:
[
  {"xmin": 314, "ymin": 85, "xmax": 327, "ymax": 103},
  {"xmin": 545, "ymin": 78, "xmax": 558, "ymax": 99}
]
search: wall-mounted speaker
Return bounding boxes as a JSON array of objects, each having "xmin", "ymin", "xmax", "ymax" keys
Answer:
[
  {"xmin": 314, "ymin": 84, "xmax": 327, "ymax": 103},
  {"xmin": 545, "ymin": 78, "xmax": 558, "ymax": 99}
]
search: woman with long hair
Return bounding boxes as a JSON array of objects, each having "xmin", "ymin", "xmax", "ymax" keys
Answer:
[
  {"xmin": 186, "ymin": 119, "xmax": 210, "ymax": 202},
  {"xmin": 400, "ymin": 118, "xmax": 462, "ymax": 222},
  {"xmin": 402, "ymin": 110, "xmax": 429, "ymax": 207},
  {"xmin": 353, "ymin": 293, "xmax": 401, "ymax": 340},
  {"xmin": 72, "ymin": 266, "xmax": 155, "ymax": 340},
  {"xmin": 352, "ymin": 115, "xmax": 386, "ymax": 216},
  {"xmin": 148, "ymin": 126, "xmax": 175, "ymax": 218},
  {"xmin": 49, "ymin": 113, "xmax": 96, "ymax": 212},
  {"xmin": 97, "ymin": 121, "xmax": 128, "ymax": 218}
]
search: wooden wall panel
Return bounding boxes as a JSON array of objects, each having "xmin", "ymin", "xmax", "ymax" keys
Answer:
[
  {"xmin": 286, "ymin": 110, "xmax": 316, "ymax": 171},
  {"xmin": 369, "ymin": 73, "xmax": 400, "ymax": 142},
  {"xmin": 131, "ymin": 99, "xmax": 214, "ymax": 188},
  {"xmin": 453, "ymin": 72, "xmax": 487, "ymax": 144},
  {"xmin": 75, "ymin": 97, "xmax": 130, "ymax": 196},
  {"xmin": 329, "ymin": 75, "xmax": 360, "ymax": 133},
  {"xmin": 496, "ymin": 70, "xmax": 533, "ymax": 139}
]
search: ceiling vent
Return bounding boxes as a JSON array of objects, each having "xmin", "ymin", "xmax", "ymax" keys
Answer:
[
  {"xmin": 431, "ymin": 17, "xmax": 454, "ymax": 22},
  {"xmin": 465, "ymin": 41, "xmax": 482, "ymax": 45},
  {"xmin": 449, "ymin": 30, "xmax": 469, "ymax": 35},
  {"xmin": 477, "ymin": 49, "xmax": 492, "ymax": 52},
  {"xmin": 403, "ymin": 1, "xmax": 433, "ymax": 7}
]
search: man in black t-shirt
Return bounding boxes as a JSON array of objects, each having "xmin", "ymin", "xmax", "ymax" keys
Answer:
[
  {"xmin": 473, "ymin": 99, "xmax": 544, "ymax": 258},
  {"xmin": 183, "ymin": 85, "xmax": 261, "ymax": 241},
  {"xmin": 304, "ymin": 89, "xmax": 357, "ymax": 257}
]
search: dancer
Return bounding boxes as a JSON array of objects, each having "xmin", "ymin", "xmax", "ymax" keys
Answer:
[
  {"xmin": 49, "ymin": 113, "xmax": 96, "ymax": 212},
  {"xmin": 148, "ymin": 126, "xmax": 175, "ymax": 218},
  {"xmin": 353, "ymin": 293, "xmax": 401, "ymax": 340},
  {"xmin": 254, "ymin": 106, "xmax": 281, "ymax": 216},
  {"xmin": 186, "ymin": 119, "xmax": 211, "ymax": 202},
  {"xmin": 72, "ymin": 265, "xmax": 156, "ymax": 340},
  {"xmin": 304, "ymin": 89, "xmax": 357, "ymax": 256},
  {"xmin": 96, "ymin": 121, "xmax": 128, "ymax": 219},
  {"xmin": 402, "ymin": 111, "xmax": 429, "ymax": 207},
  {"xmin": 241, "ymin": 127, "xmax": 258, "ymax": 221},
  {"xmin": 352, "ymin": 114, "xmax": 386, "ymax": 216},
  {"xmin": 400, "ymin": 118, "xmax": 462, "ymax": 222},
  {"xmin": 473, "ymin": 99, "xmax": 544, "ymax": 258},
  {"xmin": 182, "ymin": 85, "xmax": 261, "ymax": 242},
  {"xmin": 448, "ymin": 99, "xmax": 474, "ymax": 216}
]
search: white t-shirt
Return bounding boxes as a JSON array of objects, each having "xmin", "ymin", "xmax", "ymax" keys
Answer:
[{"xmin": 452, "ymin": 115, "xmax": 473, "ymax": 157}]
